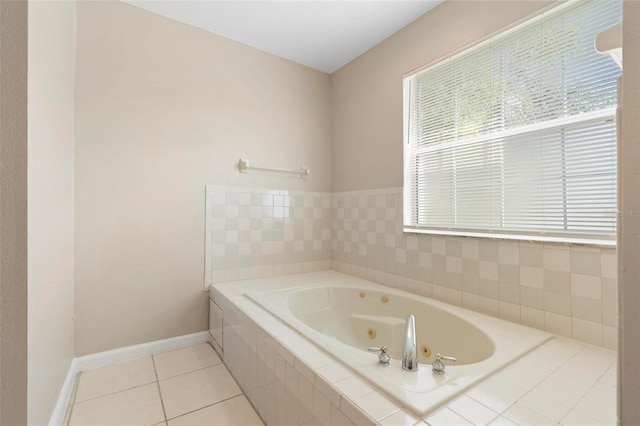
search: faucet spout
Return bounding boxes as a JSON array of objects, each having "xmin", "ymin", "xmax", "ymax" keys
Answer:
[{"xmin": 402, "ymin": 314, "xmax": 418, "ymax": 372}]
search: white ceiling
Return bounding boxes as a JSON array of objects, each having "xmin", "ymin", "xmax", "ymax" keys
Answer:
[{"xmin": 123, "ymin": 1, "xmax": 444, "ymax": 73}]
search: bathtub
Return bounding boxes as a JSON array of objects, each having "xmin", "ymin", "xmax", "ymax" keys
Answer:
[{"xmin": 247, "ymin": 278, "xmax": 551, "ymax": 416}]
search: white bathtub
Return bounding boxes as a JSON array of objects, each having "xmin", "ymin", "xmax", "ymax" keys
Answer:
[{"xmin": 247, "ymin": 278, "xmax": 551, "ymax": 416}]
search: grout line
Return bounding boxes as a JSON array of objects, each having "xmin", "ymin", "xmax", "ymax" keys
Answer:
[
  {"xmin": 522, "ymin": 341, "xmax": 613, "ymax": 425},
  {"xmin": 461, "ymin": 338, "xmax": 579, "ymax": 422},
  {"xmin": 72, "ymin": 380, "xmax": 158, "ymax": 405},
  {"xmin": 164, "ymin": 393, "xmax": 245, "ymax": 422},
  {"xmin": 73, "ymin": 345, "xmax": 222, "ymax": 407},
  {"xmin": 151, "ymin": 355, "xmax": 169, "ymax": 424},
  {"xmin": 156, "ymin": 361, "xmax": 224, "ymax": 383}
]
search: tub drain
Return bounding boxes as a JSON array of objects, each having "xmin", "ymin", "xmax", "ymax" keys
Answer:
[{"xmin": 368, "ymin": 328, "xmax": 377, "ymax": 339}]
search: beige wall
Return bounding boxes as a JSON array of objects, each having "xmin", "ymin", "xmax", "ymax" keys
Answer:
[
  {"xmin": 27, "ymin": 1, "xmax": 77, "ymax": 423},
  {"xmin": 619, "ymin": 1, "xmax": 640, "ymax": 422},
  {"xmin": 74, "ymin": 1, "xmax": 332, "ymax": 355},
  {"xmin": 331, "ymin": 0, "xmax": 553, "ymax": 193},
  {"xmin": 0, "ymin": 1, "xmax": 28, "ymax": 425}
]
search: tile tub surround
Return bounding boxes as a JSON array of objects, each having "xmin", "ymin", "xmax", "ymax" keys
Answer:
[
  {"xmin": 205, "ymin": 185, "xmax": 617, "ymax": 348},
  {"xmin": 205, "ymin": 186, "xmax": 332, "ymax": 287},
  {"xmin": 211, "ymin": 271, "xmax": 616, "ymax": 426},
  {"xmin": 331, "ymin": 188, "xmax": 618, "ymax": 349}
]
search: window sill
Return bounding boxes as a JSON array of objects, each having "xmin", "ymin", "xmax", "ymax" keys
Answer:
[{"xmin": 403, "ymin": 227, "xmax": 616, "ymax": 249}]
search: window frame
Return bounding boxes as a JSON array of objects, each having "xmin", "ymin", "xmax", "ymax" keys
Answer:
[{"xmin": 402, "ymin": 0, "xmax": 620, "ymax": 247}]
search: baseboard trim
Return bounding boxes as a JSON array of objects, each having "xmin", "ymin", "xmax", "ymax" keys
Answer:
[
  {"xmin": 48, "ymin": 331, "xmax": 210, "ymax": 426},
  {"xmin": 48, "ymin": 358, "xmax": 80, "ymax": 426},
  {"xmin": 74, "ymin": 331, "xmax": 210, "ymax": 372}
]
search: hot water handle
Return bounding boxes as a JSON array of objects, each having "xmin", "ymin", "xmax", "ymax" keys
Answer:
[{"xmin": 368, "ymin": 346, "xmax": 391, "ymax": 366}]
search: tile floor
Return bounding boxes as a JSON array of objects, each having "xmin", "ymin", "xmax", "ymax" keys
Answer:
[{"xmin": 65, "ymin": 343, "xmax": 264, "ymax": 426}]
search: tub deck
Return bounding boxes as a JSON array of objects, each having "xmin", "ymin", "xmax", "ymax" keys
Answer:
[{"xmin": 211, "ymin": 270, "xmax": 616, "ymax": 425}]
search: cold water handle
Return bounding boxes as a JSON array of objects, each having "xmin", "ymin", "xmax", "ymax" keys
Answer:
[{"xmin": 432, "ymin": 353, "xmax": 457, "ymax": 375}]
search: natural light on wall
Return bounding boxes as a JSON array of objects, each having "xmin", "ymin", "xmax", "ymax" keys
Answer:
[{"xmin": 403, "ymin": 0, "xmax": 622, "ymax": 246}]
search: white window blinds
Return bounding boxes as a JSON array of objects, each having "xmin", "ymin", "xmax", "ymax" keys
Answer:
[{"xmin": 403, "ymin": 0, "xmax": 622, "ymax": 245}]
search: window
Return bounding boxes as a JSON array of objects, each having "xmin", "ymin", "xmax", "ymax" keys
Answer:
[{"xmin": 403, "ymin": 0, "xmax": 622, "ymax": 245}]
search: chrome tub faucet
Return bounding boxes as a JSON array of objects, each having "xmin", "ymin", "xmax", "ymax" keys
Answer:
[{"xmin": 402, "ymin": 314, "xmax": 418, "ymax": 372}]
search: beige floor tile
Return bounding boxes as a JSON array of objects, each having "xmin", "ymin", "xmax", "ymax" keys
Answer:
[
  {"xmin": 75, "ymin": 356, "xmax": 157, "ymax": 402},
  {"xmin": 154, "ymin": 343, "xmax": 221, "ymax": 380},
  {"xmin": 69, "ymin": 383, "xmax": 165, "ymax": 426},
  {"xmin": 159, "ymin": 364, "xmax": 242, "ymax": 420},
  {"xmin": 167, "ymin": 395, "xmax": 263, "ymax": 426}
]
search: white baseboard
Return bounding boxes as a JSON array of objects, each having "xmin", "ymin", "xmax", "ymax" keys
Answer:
[
  {"xmin": 48, "ymin": 331, "xmax": 210, "ymax": 426},
  {"xmin": 74, "ymin": 331, "xmax": 210, "ymax": 372},
  {"xmin": 48, "ymin": 358, "xmax": 80, "ymax": 426}
]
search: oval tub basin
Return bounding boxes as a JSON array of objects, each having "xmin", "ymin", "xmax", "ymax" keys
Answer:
[{"xmin": 247, "ymin": 278, "xmax": 551, "ymax": 416}]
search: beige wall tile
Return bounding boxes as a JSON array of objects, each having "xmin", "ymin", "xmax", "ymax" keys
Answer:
[
  {"xmin": 521, "ymin": 307, "xmax": 545, "ymax": 330},
  {"xmin": 521, "ymin": 287, "xmax": 544, "ymax": 310},
  {"xmin": 480, "ymin": 297, "xmax": 500, "ymax": 318},
  {"xmin": 462, "ymin": 293, "xmax": 481, "ymax": 311},
  {"xmin": 446, "ymin": 256, "xmax": 462, "ymax": 274},
  {"xmin": 602, "ymin": 301, "xmax": 617, "ymax": 327},
  {"xmin": 544, "ymin": 270, "xmax": 571, "ymax": 294},
  {"xmin": 433, "ymin": 285, "xmax": 447, "ymax": 302},
  {"xmin": 572, "ymin": 297, "xmax": 603, "ymax": 323},
  {"xmin": 500, "ymin": 302, "xmax": 521, "ymax": 323},
  {"xmin": 520, "ymin": 267, "xmax": 544, "ymax": 289},
  {"xmin": 543, "ymin": 248, "xmax": 570, "ymax": 272},
  {"xmin": 499, "ymin": 264, "xmax": 520, "ymax": 285},
  {"xmin": 447, "ymin": 289, "xmax": 463, "ymax": 306},
  {"xmin": 446, "ymin": 272, "xmax": 462, "ymax": 291},
  {"xmin": 571, "ymin": 274, "xmax": 602, "ymax": 300},
  {"xmin": 544, "ymin": 312, "xmax": 572, "ymax": 337},
  {"xmin": 603, "ymin": 326, "xmax": 617, "ymax": 351},
  {"xmin": 571, "ymin": 250, "xmax": 602, "ymax": 277},
  {"xmin": 498, "ymin": 242, "xmax": 519, "ymax": 266},
  {"xmin": 480, "ymin": 261, "xmax": 499, "ymax": 280},
  {"xmin": 601, "ymin": 253, "xmax": 617, "ymax": 279},
  {"xmin": 446, "ymin": 239, "xmax": 462, "ymax": 257},
  {"xmin": 601, "ymin": 277, "xmax": 618, "ymax": 302},
  {"xmin": 479, "ymin": 279, "xmax": 500, "ymax": 299},
  {"xmin": 462, "ymin": 239, "xmax": 480, "ymax": 260},
  {"xmin": 519, "ymin": 245, "xmax": 543, "ymax": 268},
  {"xmin": 499, "ymin": 282, "xmax": 520, "ymax": 304},
  {"xmin": 572, "ymin": 319, "xmax": 603, "ymax": 347},
  {"xmin": 544, "ymin": 292, "xmax": 572, "ymax": 317},
  {"xmin": 479, "ymin": 240, "xmax": 499, "ymax": 262}
]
